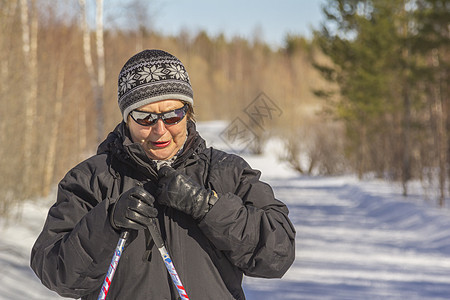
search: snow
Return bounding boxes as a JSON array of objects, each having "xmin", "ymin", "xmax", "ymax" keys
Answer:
[{"xmin": 1, "ymin": 121, "xmax": 450, "ymax": 299}]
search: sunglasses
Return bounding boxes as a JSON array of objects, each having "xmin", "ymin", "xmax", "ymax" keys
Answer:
[{"xmin": 130, "ymin": 104, "xmax": 188, "ymax": 126}]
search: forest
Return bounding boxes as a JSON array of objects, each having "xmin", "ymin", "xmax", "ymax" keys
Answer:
[{"xmin": 0, "ymin": 0, "xmax": 448, "ymax": 217}]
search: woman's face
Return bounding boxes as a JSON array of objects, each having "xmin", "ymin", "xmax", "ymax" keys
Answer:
[{"xmin": 127, "ymin": 100, "xmax": 188, "ymax": 161}]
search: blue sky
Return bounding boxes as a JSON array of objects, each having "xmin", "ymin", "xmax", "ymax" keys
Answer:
[{"xmin": 145, "ymin": 0, "xmax": 327, "ymax": 48}]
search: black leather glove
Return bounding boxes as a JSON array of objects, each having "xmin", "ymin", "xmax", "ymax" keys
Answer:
[
  {"xmin": 110, "ymin": 186, "xmax": 158, "ymax": 231},
  {"xmin": 157, "ymin": 166, "xmax": 218, "ymax": 220}
]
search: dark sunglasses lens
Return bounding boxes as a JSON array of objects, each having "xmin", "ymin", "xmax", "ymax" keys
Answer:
[
  {"xmin": 137, "ymin": 118, "xmax": 157, "ymax": 126},
  {"xmin": 162, "ymin": 106, "xmax": 187, "ymax": 124},
  {"xmin": 131, "ymin": 111, "xmax": 157, "ymax": 126},
  {"xmin": 131, "ymin": 104, "xmax": 187, "ymax": 126},
  {"xmin": 163, "ymin": 116, "xmax": 182, "ymax": 124}
]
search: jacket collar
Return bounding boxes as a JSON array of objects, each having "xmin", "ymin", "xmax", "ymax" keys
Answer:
[{"xmin": 97, "ymin": 120, "xmax": 205, "ymax": 174}]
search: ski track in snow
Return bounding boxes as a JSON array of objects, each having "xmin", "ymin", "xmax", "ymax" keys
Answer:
[
  {"xmin": 1, "ymin": 121, "xmax": 450, "ymax": 299},
  {"xmin": 244, "ymin": 173, "xmax": 450, "ymax": 300}
]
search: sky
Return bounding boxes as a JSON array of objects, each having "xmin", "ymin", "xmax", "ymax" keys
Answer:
[{"xmin": 119, "ymin": 0, "xmax": 327, "ymax": 49}]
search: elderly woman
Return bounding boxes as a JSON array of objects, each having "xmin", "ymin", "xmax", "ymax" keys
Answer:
[{"xmin": 31, "ymin": 49, "xmax": 295, "ymax": 299}]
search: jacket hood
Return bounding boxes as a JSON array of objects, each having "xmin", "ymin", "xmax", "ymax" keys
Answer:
[{"xmin": 96, "ymin": 121, "xmax": 133, "ymax": 155}]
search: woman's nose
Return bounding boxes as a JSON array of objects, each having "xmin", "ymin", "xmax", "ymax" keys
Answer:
[{"xmin": 153, "ymin": 119, "xmax": 167, "ymax": 134}]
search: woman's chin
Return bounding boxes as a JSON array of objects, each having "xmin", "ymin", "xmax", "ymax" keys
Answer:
[{"xmin": 146, "ymin": 148, "xmax": 176, "ymax": 161}]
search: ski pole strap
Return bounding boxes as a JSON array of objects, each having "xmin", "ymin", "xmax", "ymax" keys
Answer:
[{"xmin": 97, "ymin": 230, "xmax": 129, "ymax": 300}]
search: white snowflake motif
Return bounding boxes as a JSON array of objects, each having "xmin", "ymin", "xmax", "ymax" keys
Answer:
[
  {"xmin": 138, "ymin": 65, "xmax": 166, "ymax": 83},
  {"xmin": 167, "ymin": 64, "xmax": 187, "ymax": 81},
  {"xmin": 119, "ymin": 72, "xmax": 136, "ymax": 93}
]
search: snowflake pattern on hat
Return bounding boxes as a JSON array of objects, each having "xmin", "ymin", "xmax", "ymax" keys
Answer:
[
  {"xmin": 118, "ymin": 62, "xmax": 190, "ymax": 97},
  {"xmin": 117, "ymin": 50, "xmax": 194, "ymax": 122}
]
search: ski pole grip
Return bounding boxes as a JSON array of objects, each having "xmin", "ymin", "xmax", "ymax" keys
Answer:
[{"xmin": 120, "ymin": 230, "xmax": 130, "ymax": 240}]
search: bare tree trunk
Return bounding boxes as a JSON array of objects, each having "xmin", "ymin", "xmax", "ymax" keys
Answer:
[
  {"xmin": 79, "ymin": 0, "xmax": 94, "ymax": 152},
  {"xmin": 435, "ymin": 95, "xmax": 446, "ymax": 207},
  {"xmin": 21, "ymin": 0, "xmax": 38, "ymax": 196},
  {"xmin": 79, "ymin": 0, "xmax": 105, "ymax": 146},
  {"xmin": 43, "ymin": 64, "xmax": 65, "ymax": 196},
  {"xmin": 79, "ymin": 0, "xmax": 95, "ymax": 83},
  {"xmin": 95, "ymin": 0, "xmax": 105, "ymax": 143},
  {"xmin": 400, "ymin": 8, "xmax": 412, "ymax": 196},
  {"xmin": 431, "ymin": 49, "xmax": 447, "ymax": 207},
  {"xmin": 30, "ymin": 0, "xmax": 38, "ymax": 104},
  {"xmin": 0, "ymin": 59, "xmax": 6, "ymax": 152},
  {"xmin": 402, "ymin": 84, "xmax": 411, "ymax": 196},
  {"xmin": 78, "ymin": 0, "xmax": 90, "ymax": 156},
  {"xmin": 428, "ymin": 74, "xmax": 446, "ymax": 207},
  {"xmin": 78, "ymin": 101, "xmax": 87, "ymax": 159},
  {"xmin": 20, "ymin": 0, "xmax": 31, "ymax": 186},
  {"xmin": 0, "ymin": 2, "xmax": 15, "ymax": 152},
  {"xmin": 357, "ymin": 123, "xmax": 367, "ymax": 179}
]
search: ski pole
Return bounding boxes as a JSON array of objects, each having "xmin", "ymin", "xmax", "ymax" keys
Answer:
[
  {"xmin": 97, "ymin": 230, "xmax": 129, "ymax": 300},
  {"xmin": 147, "ymin": 218, "xmax": 190, "ymax": 300}
]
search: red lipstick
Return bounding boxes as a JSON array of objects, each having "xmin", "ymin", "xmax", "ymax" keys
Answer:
[{"xmin": 152, "ymin": 140, "xmax": 171, "ymax": 148}]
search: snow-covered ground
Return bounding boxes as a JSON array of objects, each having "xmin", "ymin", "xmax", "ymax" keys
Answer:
[{"xmin": 1, "ymin": 121, "xmax": 450, "ymax": 299}]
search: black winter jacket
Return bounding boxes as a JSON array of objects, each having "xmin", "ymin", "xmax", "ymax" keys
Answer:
[{"xmin": 30, "ymin": 121, "xmax": 296, "ymax": 299}]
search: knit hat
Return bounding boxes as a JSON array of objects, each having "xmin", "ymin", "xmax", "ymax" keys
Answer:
[{"xmin": 118, "ymin": 49, "xmax": 194, "ymax": 122}]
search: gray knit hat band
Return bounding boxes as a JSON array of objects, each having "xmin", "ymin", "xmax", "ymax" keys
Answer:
[{"xmin": 118, "ymin": 50, "xmax": 194, "ymax": 122}]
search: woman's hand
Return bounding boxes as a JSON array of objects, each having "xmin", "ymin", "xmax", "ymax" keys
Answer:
[
  {"xmin": 157, "ymin": 166, "xmax": 218, "ymax": 220},
  {"xmin": 110, "ymin": 186, "xmax": 158, "ymax": 231}
]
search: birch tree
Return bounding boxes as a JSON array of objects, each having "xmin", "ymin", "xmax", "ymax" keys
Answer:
[
  {"xmin": 43, "ymin": 60, "xmax": 65, "ymax": 196},
  {"xmin": 79, "ymin": 0, "xmax": 106, "ymax": 144},
  {"xmin": 20, "ymin": 0, "xmax": 38, "ymax": 196}
]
